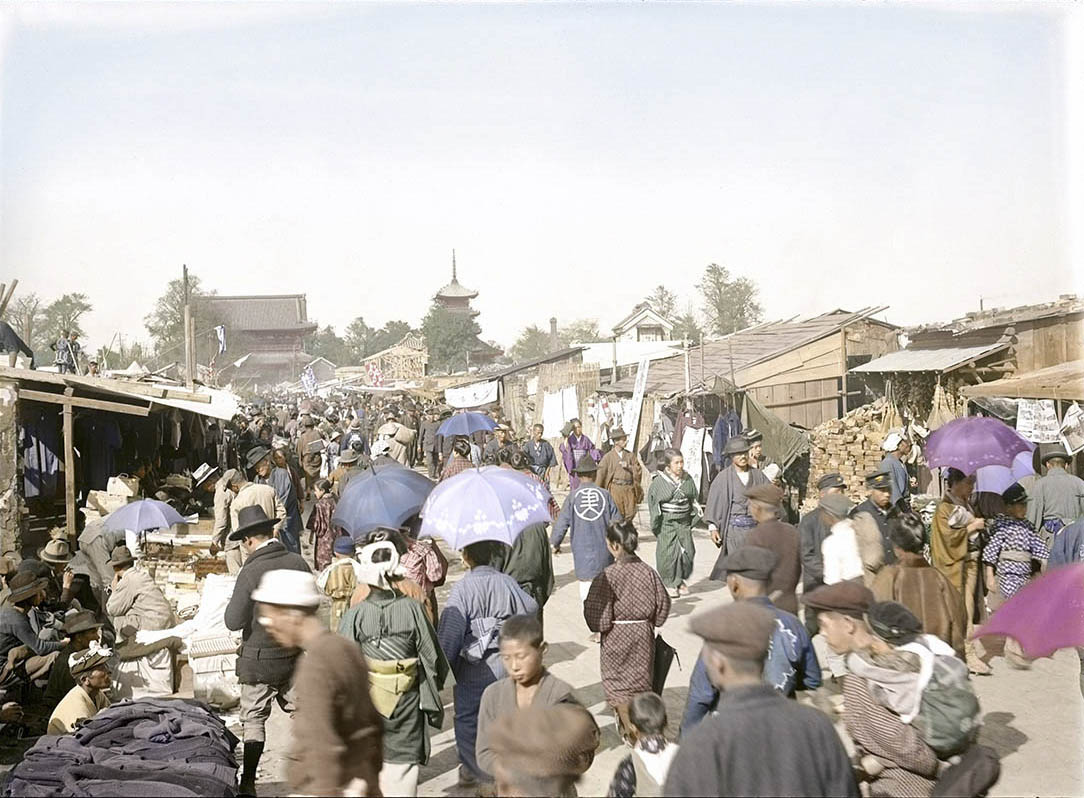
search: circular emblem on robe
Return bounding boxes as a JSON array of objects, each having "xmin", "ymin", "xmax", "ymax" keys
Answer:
[{"xmin": 574, "ymin": 487, "xmax": 606, "ymax": 522}]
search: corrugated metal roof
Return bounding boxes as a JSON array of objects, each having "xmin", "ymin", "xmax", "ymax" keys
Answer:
[
  {"xmin": 609, "ymin": 308, "xmax": 895, "ymax": 395},
  {"xmin": 850, "ymin": 342, "xmax": 1009, "ymax": 374}
]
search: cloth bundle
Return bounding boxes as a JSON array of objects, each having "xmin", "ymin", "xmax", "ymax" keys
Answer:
[{"xmin": 3, "ymin": 698, "xmax": 238, "ymax": 797}]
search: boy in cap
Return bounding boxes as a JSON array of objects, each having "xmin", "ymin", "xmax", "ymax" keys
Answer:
[
  {"xmin": 666, "ymin": 602, "xmax": 856, "ymax": 797},
  {"xmin": 854, "ymin": 470, "xmax": 897, "ymax": 564},
  {"xmin": 223, "ymin": 507, "xmax": 311, "ymax": 796},
  {"xmin": 802, "ymin": 583, "xmax": 944, "ymax": 797},
  {"xmin": 316, "ymin": 535, "xmax": 364, "ymax": 632},
  {"xmin": 253, "ymin": 569, "xmax": 382, "ymax": 798},
  {"xmin": 486, "ymin": 702, "xmax": 600, "ymax": 798},
  {"xmin": 681, "ymin": 546, "xmax": 821, "ymax": 735},
  {"xmin": 551, "ymin": 455, "xmax": 621, "ymax": 619},
  {"xmin": 744, "ymin": 428, "xmax": 764, "ymax": 469},
  {"xmin": 47, "ymin": 648, "xmax": 111, "ymax": 735}
]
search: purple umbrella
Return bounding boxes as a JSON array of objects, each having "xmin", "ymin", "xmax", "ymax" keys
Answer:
[
  {"xmin": 102, "ymin": 499, "xmax": 188, "ymax": 533},
  {"xmin": 924, "ymin": 416, "xmax": 1035, "ymax": 475},
  {"xmin": 420, "ymin": 466, "xmax": 553, "ymax": 549},
  {"xmin": 974, "ymin": 564, "xmax": 1084, "ymax": 657}
]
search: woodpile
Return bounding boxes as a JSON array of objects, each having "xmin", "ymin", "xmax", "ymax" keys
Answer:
[{"xmin": 806, "ymin": 398, "xmax": 893, "ymax": 505}]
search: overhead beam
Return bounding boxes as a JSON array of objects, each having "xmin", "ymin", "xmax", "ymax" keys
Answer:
[{"xmin": 19, "ymin": 388, "xmax": 151, "ymax": 416}]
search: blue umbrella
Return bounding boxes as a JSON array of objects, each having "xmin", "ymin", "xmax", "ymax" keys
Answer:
[
  {"xmin": 420, "ymin": 466, "xmax": 554, "ymax": 549},
  {"xmin": 436, "ymin": 411, "xmax": 496, "ymax": 438},
  {"xmin": 102, "ymin": 499, "xmax": 188, "ymax": 533},
  {"xmin": 332, "ymin": 464, "xmax": 436, "ymax": 539}
]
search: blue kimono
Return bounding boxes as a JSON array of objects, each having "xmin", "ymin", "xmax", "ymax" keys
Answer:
[
  {"xmin": 550, "ymin": 483, "xmax": 620, "ymax": 581},
  {"xmin": 437, "ymin": 565, "xmax": 537, "ymax": 781},
  {"xmin": 256, "ymin": 467, "xmax": 303, "ymax": 553},
  {"xmin": 879, "ymin": 453, "xmax": 910, "ymax": 506}
]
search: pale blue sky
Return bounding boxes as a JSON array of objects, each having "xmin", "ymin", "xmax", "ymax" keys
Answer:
[{"xmin": 1, "ymin": 2, "xmax": 1080, "ymax": 354}]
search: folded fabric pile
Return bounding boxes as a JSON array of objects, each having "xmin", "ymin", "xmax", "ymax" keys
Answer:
[{"xmin": 3, "ymin": 698, "xmax": 238, "ymax": 797}]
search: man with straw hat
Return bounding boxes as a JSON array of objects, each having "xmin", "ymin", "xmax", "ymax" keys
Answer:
[
  {"xmin": 46, "ymin": 647, "xmax": 112, "ymax": 735},
  {"xmin": 253, "ymin": 568, "xmax": 382, "ymax": 798}
]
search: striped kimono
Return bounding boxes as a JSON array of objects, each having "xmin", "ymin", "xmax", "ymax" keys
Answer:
[{"xmin": 437, "ymin": 566, "xmax": 538, "ymax": 781}]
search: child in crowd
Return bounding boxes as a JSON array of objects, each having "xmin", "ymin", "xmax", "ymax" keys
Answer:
[{"xmin": 608, "ymin": 692, "xmax": 680, "ymax": 797}]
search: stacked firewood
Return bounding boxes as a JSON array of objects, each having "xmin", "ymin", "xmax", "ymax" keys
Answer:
[{"xmin": 805, "ymin": 398, "xmax": 892, "ymax": 506}]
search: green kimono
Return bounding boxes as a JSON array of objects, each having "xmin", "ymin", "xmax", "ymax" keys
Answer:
[{"xmin": 648, "ymin": 470, "xmax": 702, "ymax": 589}]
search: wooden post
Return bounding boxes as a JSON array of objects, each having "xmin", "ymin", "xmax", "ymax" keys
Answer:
[
  {"xmin": 62, "ymin": 389, "xmax": 76, "ymax": 543},
  {"xmin": 611, "ymin": 337, "xmax": 618, "ymax": 385},
  {"xmin": 0, "ymin": 279, "xmax": 17, "ymax": 317},
  {"xmin": 683, "ymin": 339, "xmax": 691, "ymax": 394},
  {"xmin": 840, "ymin": 327, "xmax": 849, "ymax": 416},
  {"xmin": 699, "ymin": 334, "xmax": 706, "ymax": 385},
  {"xmin": 183, "ymin": 265, "xmax": 195, "ymax": 391}
]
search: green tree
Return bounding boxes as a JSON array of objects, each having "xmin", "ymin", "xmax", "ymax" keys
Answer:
[
  {"xmin": 421, "ymin": 305, "xmax": 483, "ymax": 373},
  {"xmin": 369, "ymin": 320, "xmax": 414, "ymax": 355},
  {"xmin": 559, "ymin": 318, "xmax": 601, "ymax": 345},
  {"xmin": 43, "ymin": 293, "xmax": 93, "ymax": 342},
  {"xmin": 672, "ymin": 307, "xmax": 705, "ymax": 342},
  {"xmin": 344, "ymin": 317, "xmax": 375, "ymax": 362},
  {"xmin": 306, "ymin": 325, "xmax": 351, "ymax": 365},
  {"xmin": 698, "ymin": 263, "xmax": 763, "ymax": 336},
  {"xmin": 509, "ymin": 324, "xmax": 554, "ymax": 362},
  {"xmin": 145, "ymin": 274, "xmax": 221, "ymax": 365},
  {"xmin": 644, "ymin": 285, "xmax": 677, "ymax": 319}
]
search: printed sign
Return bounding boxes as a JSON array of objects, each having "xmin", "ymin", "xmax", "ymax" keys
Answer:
[{"xmin": 1016, "ymin": 398, "xmax": 1060, "ymax": 443}]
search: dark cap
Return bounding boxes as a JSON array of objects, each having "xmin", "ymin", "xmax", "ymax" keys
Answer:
[
  {"xmin": 1041, "ymin": 447, "xmax": 1070, "ymax": 465},
  {"xmin": 717, "ymin": 545, "xmax": 777, "ymax": 581},
  {"xmin": 864, "ymin": 470, "xmax": 893, "ymax": 491},
  {"xmin": 819, "ymin": 492, "xmax": 854, "ymax": 518},
  {"xmin": 1001, "ymin": 482, "xmax": 1028, "ymax": 505},
  {"xmin": 818, "ymin": 472, "xmax": 846, "ymax": 491},
  {"xmin": 801, "ymin": 581, "xmax": 874, "ymax": 619},
  {"xmin": 723, "ymin": 436, "xmax": 751, "ymax": 456},
  {"xmin": 487, "ymin": 704, "xmax": 599, "ymax": 780},
  {"xmin": 744, "ymin": 483, "xmax": 783, "ymax": 505},
  {"xmin": 228, "ymin": 505, "xmax": 278, "ymax": 541},
  {"xmin": 867, "ymin": 601, "xmax": 923, "ymax": 644},
  {"xmin": 69, "ymin": 648, "xmax": 110, "ymax": 678},
  {"xmin": 573, "ymin": 454, "xmax": 598, "ymax": 475},
  {"xmin": 245, "ymin": 446, "xmax": 272, "ymax": 470},
  {"xmin": 689, "ymin": 601, "xmax": 776, "ymax": 660}
]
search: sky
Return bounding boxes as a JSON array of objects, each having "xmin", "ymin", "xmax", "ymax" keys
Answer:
[{"xmin": 1, "ymin": 1, "xmax": 1081, "ymax": 356}]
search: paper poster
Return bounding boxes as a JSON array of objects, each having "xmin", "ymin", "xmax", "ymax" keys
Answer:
[
  {"xmin": 679, "ymin": 427, "xmax": 706, "ymax": 489},
  {"xmin": 1060, "ymin": 402, "xmax": 1084, "ymax": 455},
  {"xmin": 1016, "ymin": 399, "xmax": 1060, "ymax": 443},
  {"xmin": 445, "ymin": 380, "xmax": 499, "ymax": 408}
]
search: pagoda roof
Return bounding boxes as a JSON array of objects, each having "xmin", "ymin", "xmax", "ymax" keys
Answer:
[{"xmin": 436, "ymin": 250, "xmax": 479, "ymax": 300}]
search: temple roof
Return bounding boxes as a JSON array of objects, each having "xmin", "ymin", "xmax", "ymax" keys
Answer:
[{"xmin": 436, "ymin": 250, "xmax": 479, "ymax": 300}]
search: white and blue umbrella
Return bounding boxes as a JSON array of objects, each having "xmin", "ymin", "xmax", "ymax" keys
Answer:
[
  {"xmin": 420, "ymin": 466, "xmax": 553, "ymax": 549},
  {"xmin": 102, "ymin": 499, "xmax": 187, "ymax": 533}
]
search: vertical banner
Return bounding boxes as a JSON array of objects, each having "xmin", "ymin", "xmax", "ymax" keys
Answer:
[
  {"xmin": 300, "ymin": 365, "xmax": 317, "ymax": 396},
  {"xmin": 626, "ymin": 358, "xmax": 651, "ymax": 449}
]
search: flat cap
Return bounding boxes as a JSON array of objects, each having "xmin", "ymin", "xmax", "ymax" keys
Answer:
[
  {"xmin": 723, "ymin": 436, "xmax": 751, "ymax": 456},
  {"xmin": 864, "ymin": 470, "xmax": 893, "ymax": 491},
  {"xmin": 801, "ymin": 581, "xmax": 874, "ymax": 619},
  {"xmin": 716, "ymin": 545, "xmax": 777, "ymax": 581},
  {"xmin": 689, "ymin": 601, "xmax": 776, "ymax": 660},
  {"xmin": 744, "ymin": 483, "xmax": 784, "ymax": 504},
  {"xmin": 867, "ymin": 601, "xmax": 923, "ymax": 644},
  {"xmin": 819, "ymin": 492, "xmax": 854, "ymax": 518},
  {"xmin": 817, "ymin": 472, "xmax": 846, "ymax": 491},
  {"xmin": 487, "ymin": 703, "xmax": 599, "ymax": 780}
]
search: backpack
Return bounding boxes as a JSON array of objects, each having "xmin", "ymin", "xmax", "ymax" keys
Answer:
[{"xmin": 913, "ymin": 650, "xmax": 981, "ymax": 758}]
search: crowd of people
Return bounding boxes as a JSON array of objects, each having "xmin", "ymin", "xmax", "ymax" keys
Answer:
[{"xmin": 2, "ymin": 385, "xmax": 1083, "ymax": 798}]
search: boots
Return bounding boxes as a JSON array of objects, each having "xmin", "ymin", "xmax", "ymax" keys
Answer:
[{"xmin": 239, "ymin": 740, "xmax": 265, "ymax": 796}]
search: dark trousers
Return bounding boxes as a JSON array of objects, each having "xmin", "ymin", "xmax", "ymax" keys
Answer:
[{"xmin": 425, "ymin": 452, "xmax": 440, "ymax": 480}]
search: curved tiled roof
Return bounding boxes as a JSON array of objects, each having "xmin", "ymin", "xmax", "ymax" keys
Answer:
[{"xmin": 436, "ymin": 278, "xmax": 478, "ymax": 300}]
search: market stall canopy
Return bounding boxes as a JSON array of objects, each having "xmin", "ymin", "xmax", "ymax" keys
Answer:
[
  {"xmin": 850, "ymin": 342, "xmax": 1010, "ymax": 374},
  {"xmin": 741, "ymin": 392, "xmax": 809, "ymax": 469},
  {"xmin": 960, "ymin": 360, "xmax": 1084, "ymax": 401}
]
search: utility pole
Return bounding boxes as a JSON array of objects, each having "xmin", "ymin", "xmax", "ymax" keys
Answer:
[
  {"xmin": 183, "ymin": 265, "xmax": 195, "ymax": 391},
  {"xmin": 683, "ymin": 338, "xmax": 691, "ymax": 394}
]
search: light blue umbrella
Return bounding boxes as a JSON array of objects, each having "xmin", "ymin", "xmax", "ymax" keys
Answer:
[
  {"xmin": 102, "ymin": 499, "xmax": 187, "ymax": 533},
  {"xmin": 420, "ymin": 466, "xmax": 553, "ymax": 549},
  {"xmin": 436, "ymin": 411, "xmax": 496, "ymax": 438}
]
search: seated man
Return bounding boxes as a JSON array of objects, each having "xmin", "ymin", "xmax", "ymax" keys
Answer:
[
  {"xmin": 45, "ymin": 611, "xmax": 104, "ymax": 705},
  {"xmin": 0, "ymin": 573, "xmax": 67, "ymax": 685},
  {"xmin": 47, "ymin": 648, "xmax": 112, "ymax": 735},
  {"xmin": 104, "ymin": 547, "xmax": 176, "ymax": 699}
]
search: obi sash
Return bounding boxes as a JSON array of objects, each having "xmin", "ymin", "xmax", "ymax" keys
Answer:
[{"xmin": 368, "ymin": 657, "xmax": 419, "ymax": 718}]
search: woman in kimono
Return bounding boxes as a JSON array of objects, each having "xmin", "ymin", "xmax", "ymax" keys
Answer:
[
  {"xmin": 584, "ymin": 521, "xmax": 671, "ymax": 741},
  {"xmin": 339, "ymin": 540, "xmax": 450, "ymax": 798},
  {"xmin": 560, "ymin": 418, "xmax": 601, "ymax": 492},
  {"xmin": 305, "ymin": 478, "xmax": 338, "ymax": 572},
  {"xmin": 437, "ymin": 540, "xmax": 538, "ymax": 789},
  {"xmin": 648, "ymin": 448, "xmax": 701, "ymax": 598},
  {"xmin": 931, "ymin": 467, "xmax": 989, "ymax": 675}
]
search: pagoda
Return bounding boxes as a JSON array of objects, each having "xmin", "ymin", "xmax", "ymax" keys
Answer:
[{"xmin": 434, "ymin": 250, "xmax": 502, "ymax": 367}]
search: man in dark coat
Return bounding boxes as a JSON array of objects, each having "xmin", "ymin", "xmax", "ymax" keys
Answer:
[
  {"xmin": 706, "ymin": 436, "xmax": 768, "ymax": 561},
  {"xmin": 418, "ymin": 409, "xmax": 442, "ymax": 479},
  {"xmin": 797, "ymin": 472, "xmax": 846, "ymax": 635},
  {"xmin": 853, "ymin": 470, "xmax": 897, "ymax": 564},
  {"xmin": 666, "ymin": 602, "xmax": 857, "ymax": 797},
  {"xmin": 742, "ymin": 484, "xmax": 801, "ymax": 614},
  {"xmin": 224, "ymin": 506, "xmax": 310, "ymax": 796}
]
